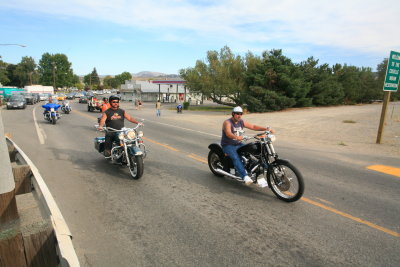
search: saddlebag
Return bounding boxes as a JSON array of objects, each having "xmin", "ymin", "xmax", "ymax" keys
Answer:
[{"xmin": 94, "ymin": 137, "xmax": 105, "ymax": 152}]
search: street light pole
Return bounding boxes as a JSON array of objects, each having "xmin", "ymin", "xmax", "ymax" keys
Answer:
[
  {"xmin": 52, "ymin": 63, "xmax": 57, "ymax": 90},
  {"xmin": 0, "ymin": 44, "xmax": 27, "ymax": 47}
]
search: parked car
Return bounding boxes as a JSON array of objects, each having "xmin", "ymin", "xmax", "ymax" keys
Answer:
[
  {"xmin": 40, "ymin": 93, "xmax": 50, "ymax": 101},
  {"xmin": 32, "ymin": 93, "xmax": 41, "ymax": 102},
  {"xmin": 22, "ymin": 92, "xmax": 37, "ymax": 104},
  {"xmin": 66, "ymin": 93, "xmax": 76, "ymax": 100},
  {"xmin": 79, "ymin": 96, "xmax": 88, "ymax": 103},
  {"xmin": 56, "ymin": 94, "xmax": 66, "ymax": 101},
  {"xmin": 6, "ymin": 95, "xmax": 27, "ymax": 109}
]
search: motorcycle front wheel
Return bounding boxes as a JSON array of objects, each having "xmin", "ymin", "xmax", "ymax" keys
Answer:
[
  {"xmin": 267, "ymin": 160, "xmax": 304, "ymax": 202},
  {"xmin": 129, "ymin": 155, "xmax": 143, "ymax": 179},
  {"xmin": 207, "ymin": 151, "xmax": 224, "ymax": 177},
  {"xmin": 52, "ymin": 118, "xmax": 56, "ymax": 125}
]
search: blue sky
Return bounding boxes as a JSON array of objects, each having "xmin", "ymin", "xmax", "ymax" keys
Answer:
[{"xmin": 1, "ymin": 0, "xmax": 399, "ymax": 76}]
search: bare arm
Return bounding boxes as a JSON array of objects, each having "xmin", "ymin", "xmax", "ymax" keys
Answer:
[
  {"xmin": 243, "ymin": 121, "xmax": 275, "ymax": 133},
  {"xmin": 124, "ymin": 112, "xmax": 140, "ymax": 124},
  {"xmin": 98, "ymin": 113, "xmax": 107, "ymax": 130}
]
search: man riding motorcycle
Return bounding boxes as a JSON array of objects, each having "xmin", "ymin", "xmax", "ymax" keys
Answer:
[
  {"xmin": 221, "ymin": 106, "xmax": 275, "ymax": 186},
  {"xmin": 100, "ymin": 97, "xmax": 111, "ymax": 113},
  {"xmin": 97, "ymin": 95, "xmax": 142, "ymax": 157},
  {"xmin": 42, "ymin": 98, "xmax": 60, "ymax": 116}
]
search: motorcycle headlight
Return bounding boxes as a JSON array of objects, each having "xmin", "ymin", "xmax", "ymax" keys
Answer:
[
  {"xmin": 50, "ymin": 108, "xmax": 55, "ymax": 111},
  {"xmin": 138, "ymin": 131, "xmax": 143, "ymax": 137},
  {"xmin": 268, "ymin": 134, "xmax": 276, "ymax": 142},
  {"xmin": 126, "ymin": 130, "xmax": 136, "ymax": 139},
  {"xmin": 118, "ymin": 132, "xmax": 124, "ymax": 140}
]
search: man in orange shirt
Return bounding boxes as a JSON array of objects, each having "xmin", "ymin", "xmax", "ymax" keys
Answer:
[{"xmin": 100, "ymin": 97, "xmax": 111, "ymax": 113}]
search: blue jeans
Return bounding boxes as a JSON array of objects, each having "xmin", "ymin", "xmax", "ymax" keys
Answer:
[
  {"xmin": 156, "ymin": 109, "xmax": 161, "ymax": 116},
  {"xmin": 222, "ymin": 144, "xmax": 247, "ymax": 179}
]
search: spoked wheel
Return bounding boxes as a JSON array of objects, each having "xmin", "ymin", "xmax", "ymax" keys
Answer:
[
  {"xmin": 267, "ymin": 160, "xmax": 304, "ymax": 202},
  {"xmin": 208, "ymin": 151, "xmax": 224, "ymax": 177},
  {"xmin": 129, "ymin": 155, "xmax": 143, "ymax": 179}
]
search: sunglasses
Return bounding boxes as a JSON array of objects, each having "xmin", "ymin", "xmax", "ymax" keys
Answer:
[
  {"xmin": 111, "ymin": 101, "xmax": 119, "ymax": 103},
  {"xmin": 234, "ymin": 112, "xmax": 243, "ymax": 115}
]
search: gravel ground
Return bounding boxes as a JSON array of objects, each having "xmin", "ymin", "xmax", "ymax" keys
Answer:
[{"xmin": 157, "ymin": 101, "xmax": 400, "ymax": 157}]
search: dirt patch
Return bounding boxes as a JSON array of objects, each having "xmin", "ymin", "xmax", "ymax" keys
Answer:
[{"xmin": 165, "ymin": 102, "xmax": 400, "ymax": 157}]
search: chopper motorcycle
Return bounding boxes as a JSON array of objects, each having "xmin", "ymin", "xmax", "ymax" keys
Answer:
[
  {"xmin": 208, "ymin": 130, "xmax": 304, "ymax": 202},
  {"xmin": 95, "ymin": 123, "xmax": 147, "ymax": 179}
]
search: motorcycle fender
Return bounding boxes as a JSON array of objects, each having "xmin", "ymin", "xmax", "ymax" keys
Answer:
[
  {"xmin": 271, "ymin": 159, "xmax": 290, "ymax": 165},
  {"xmin": 129, "ymin": 146, "xmax": 143, "ymax": 156},
  {"xmin": 208, "ymin": 143, "xmax": 224, "ymax": 157}
]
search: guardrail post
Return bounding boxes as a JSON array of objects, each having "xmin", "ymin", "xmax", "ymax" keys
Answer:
[{"xmin": 0, "ymin": 113, "xmax": 18, "ymax": 224}]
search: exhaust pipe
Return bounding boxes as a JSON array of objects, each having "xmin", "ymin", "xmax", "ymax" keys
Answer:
[{"xmin": 215, "ymin": 169, "xmax": 243, "ymax": 181}]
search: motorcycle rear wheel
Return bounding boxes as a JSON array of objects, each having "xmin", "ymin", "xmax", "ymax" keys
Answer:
[
  {"xmin": 129, "ymin": 155, "xmax": 144, "ymax": 179},
  {"xmin": 208, "ymin": 151, "xmax": 224, "ymax": 177},
  {"xmin": 267, "ymin": 160, "xmax": 304, "ymax": 202}
]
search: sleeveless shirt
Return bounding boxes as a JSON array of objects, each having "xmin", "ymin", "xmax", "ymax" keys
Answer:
[
  {"xmin": 105, "ymin": 108, "xmax": 125, "ymax": 130},
  {"xmin": 221, "ymin": 118, "xmax": 244, "ymax": 146}
]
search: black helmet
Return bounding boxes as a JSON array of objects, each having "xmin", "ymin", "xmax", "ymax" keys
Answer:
[
  {"xmin": 103, "ymin": 97, "xmax": 108, "ymax": 102},
  {"xmin": 109, "ymin": 95, "xmax": 120, "ymax": 102}
]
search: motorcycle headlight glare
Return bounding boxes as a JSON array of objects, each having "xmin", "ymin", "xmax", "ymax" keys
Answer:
[
  {"xmin": 50, "ymin": 108, "xmax": 55, "ymax": 111},
  {"xmin": 268, "ymin": 134, "xmax": 276, "ymax": 142},
  {"xmin": 118, "ymin": 133, "xmax": 124, "ymax": 140},
  {"xmin": 138, "ymin": 131, "xmax": 143, "ymax": 137},
  {"xmin": 126, "ymin": 130, "xmax": 136, "ymax": 139}
]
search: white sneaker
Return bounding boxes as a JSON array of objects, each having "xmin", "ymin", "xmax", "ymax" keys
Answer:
[
  {"xmin": 243, "ymin": 176, "xmax": 253, "ymax": 185},
  {"xmin": 257, "ymin": 178, "xmax": 268, "ymax": 188}
]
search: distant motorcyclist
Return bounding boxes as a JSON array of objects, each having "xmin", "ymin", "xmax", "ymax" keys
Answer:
[
  {"xmin": 98, "ymin": 95, "xmax": 142, "ymax": 157},
  {"xmin": 42, "ymin": 98, "xmax": 60, "ymax": 114},
  {"xmin": 101, "ymin": 97, "xmax": 111, "ymax": 113}
]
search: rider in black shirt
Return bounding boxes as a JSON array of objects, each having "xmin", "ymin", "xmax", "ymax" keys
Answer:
[{"xmin": 98, "ymin": 95, "xmax": 141, "ymax": 157}]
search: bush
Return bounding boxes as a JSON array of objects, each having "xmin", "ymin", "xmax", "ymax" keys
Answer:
[{"xmin": 183, "ymin": 101, "xmax": 190, "ymax": 110}]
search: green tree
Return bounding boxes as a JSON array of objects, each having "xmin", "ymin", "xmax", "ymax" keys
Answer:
[
  {"xmin": 114, "ymin": 71, "xmax": 132, "ymax": 85},
  {"xmin": 300, "ymin": 59, "xmax": 344, "ymax": 106},
  {"xmin": 0, "ymin": 56, "xmax": 10, "ymax": 85},
  {"xmin": 180, "ymin": 46, "xmax": 246, "ymax": 106},
  {"xmin": 14, "ymin": 56, "xmax": 37, "ymax": 87},
  {"xmin": 84, "ymin": 68, "xmax": 100, "ymax": 89},
  {"xmin": 38, "ymin": 53, "xmax": 74, "ymax": 88},
  {"xmin": 244, "ymin": 49, "xmax": 311, "ymax": 111}
]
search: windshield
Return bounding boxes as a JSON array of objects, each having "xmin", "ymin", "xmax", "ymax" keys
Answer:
[{"xmin": 10, "ymin": 95, "xmax": 25, "ymax": 100}]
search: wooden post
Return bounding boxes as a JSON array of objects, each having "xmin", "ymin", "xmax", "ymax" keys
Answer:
[
  {"xmin": 0, "ymin": 227, "xmax": 27, "ymax": 267},
  {"xmin": 12, "ymin": 164, "xmax": 32, "ymax": 195},
  {"xmin": 376, "ymin": 91, "xmax": 391, "ymax": 144}
]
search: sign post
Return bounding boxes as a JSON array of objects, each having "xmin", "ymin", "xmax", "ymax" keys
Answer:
[{"xmin": 376, "ymin": 51, "xmax": 400, "ymax": 144}]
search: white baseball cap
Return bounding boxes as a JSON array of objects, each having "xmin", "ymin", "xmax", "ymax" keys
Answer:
[{"xmin": 232, "ymin": 106, "xmax": 243, "ymax": 113}]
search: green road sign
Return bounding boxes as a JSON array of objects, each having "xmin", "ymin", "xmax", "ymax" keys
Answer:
[{"xmin": 383, "ymin": 51, "xmax": 400, "ymax": 92}]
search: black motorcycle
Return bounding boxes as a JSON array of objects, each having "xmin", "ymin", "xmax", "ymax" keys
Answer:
[{"xmin": 208, "ymin": 131, "xmax": 304, "ymax": 202}]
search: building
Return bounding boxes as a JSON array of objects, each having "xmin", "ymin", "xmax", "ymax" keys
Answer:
[{"xmin": 119, "ymin": 79, "xmax": 203, "ymax": 103}]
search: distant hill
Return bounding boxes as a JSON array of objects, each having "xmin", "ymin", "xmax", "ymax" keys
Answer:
[{"xmin": 133, "ymin": 71, "xmax": 180, "ymax": 78}]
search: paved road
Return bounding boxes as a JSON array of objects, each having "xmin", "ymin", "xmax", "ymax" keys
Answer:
[{"xmin": 2, "ymin": 100, "xmax": 399, "ymax": 266}]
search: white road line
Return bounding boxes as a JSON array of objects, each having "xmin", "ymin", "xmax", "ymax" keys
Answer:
[
  {"xmin": 144, "ymin": 119, "xmax": 220, "ymax": 138},
  {"xmin": 33, "ymin": 106, "xmax": 46, "ymax": 144}
]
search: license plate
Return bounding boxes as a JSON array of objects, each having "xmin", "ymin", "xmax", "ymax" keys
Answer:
[{"xmin": 13, "ymin": 105, "xmax": 18, "ymax": 108}]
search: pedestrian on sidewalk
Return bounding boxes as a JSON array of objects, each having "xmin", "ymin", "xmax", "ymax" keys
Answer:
[{"xmin": 156, "ymin": 100, "xmax": 161, "ymax": 116}]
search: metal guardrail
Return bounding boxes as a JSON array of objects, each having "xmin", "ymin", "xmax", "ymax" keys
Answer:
[{"xmin": 5, "ymin": 137, "xmax": 80, "ymax": 266}]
